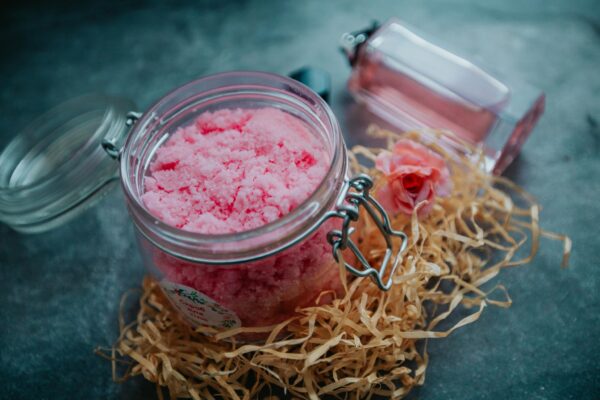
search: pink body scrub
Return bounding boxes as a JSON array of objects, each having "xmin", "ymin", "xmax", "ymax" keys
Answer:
[{"xmin": 142, "ymin": 108, "xmax": 341, "ymax": 326}]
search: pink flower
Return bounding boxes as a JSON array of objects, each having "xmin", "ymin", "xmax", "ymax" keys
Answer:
[{"xmin": 375, "ymin": 139, "xmax": 451, "ymax": 216}]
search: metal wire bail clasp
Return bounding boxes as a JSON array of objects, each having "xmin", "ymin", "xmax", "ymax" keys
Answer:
[{"xmin": 327, "ymin": 174, "xmax": 408, "ymax": 291}]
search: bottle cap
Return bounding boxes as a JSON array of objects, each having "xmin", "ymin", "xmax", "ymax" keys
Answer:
[{"xmin": 289, "ymin": 66, "xmax": 332, "ymax": 104}]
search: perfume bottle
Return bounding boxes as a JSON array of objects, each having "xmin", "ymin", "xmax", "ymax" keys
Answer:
[{"xmin": 341, "ymin": 18, "xmax": 545, "ymax": 174}]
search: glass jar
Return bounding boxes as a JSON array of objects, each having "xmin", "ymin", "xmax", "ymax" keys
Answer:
[
  {"xmin": 0, "ymin": 71, "xmax": 406, "ymax": 330},
  {"xmin": 122, "ymin": 72, "xmax": 352, "ymax": 329}
]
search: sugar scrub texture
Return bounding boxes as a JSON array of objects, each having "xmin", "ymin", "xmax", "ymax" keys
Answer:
[
  {"xmin": 142, "ymin": 108, "xmax": 329, "ymax": 234},
  {"xmin": 141, "ymin": 108, "xmax": 341, "ymax": 327},
  {"xmin": 143, "ymin": 219, "xmax": 341, "ymax": 327}
]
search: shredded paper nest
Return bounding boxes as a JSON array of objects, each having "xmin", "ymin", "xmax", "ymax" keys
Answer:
[{"xmin": 97, "ymin": 127, "xmax": 570, "ymax": 400}]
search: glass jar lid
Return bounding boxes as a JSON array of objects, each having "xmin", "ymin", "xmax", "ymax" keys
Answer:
[{"xmin": 0, "ymin": 94, "xmax": 136, "ymax": 233}]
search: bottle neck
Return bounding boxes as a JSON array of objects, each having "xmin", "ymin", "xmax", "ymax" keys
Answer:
[{"xmin": 340, "ymin": 22, "xmax": 380, "ymax": 66}]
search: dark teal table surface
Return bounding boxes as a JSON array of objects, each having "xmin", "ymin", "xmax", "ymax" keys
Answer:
[{"xmin": 1, "ymin": 1, "xmax": 599, "ymax": 399}]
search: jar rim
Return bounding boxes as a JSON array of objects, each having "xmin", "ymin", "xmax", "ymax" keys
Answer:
[{"xmin": 120, "ymin": 71, "xmax": 347, "ymax": 263}]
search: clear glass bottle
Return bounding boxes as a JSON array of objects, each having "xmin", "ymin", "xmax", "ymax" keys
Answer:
[{"xmin": 341, "ymin": 18, "xmax": 545, "ymax": 174}]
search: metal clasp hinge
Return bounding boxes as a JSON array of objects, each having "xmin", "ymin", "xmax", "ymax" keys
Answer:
[
  {"xmin": 102, "ymin": 111, "xmax": 142, "ymax": 159},
  {"xmin": 327, "ymin": 174, "xmax": 408, "ymax": 291}
]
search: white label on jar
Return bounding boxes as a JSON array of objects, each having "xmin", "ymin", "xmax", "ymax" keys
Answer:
[{"xmin": 159, "ymin": 280, "xmax": 241, "ymax": 329}]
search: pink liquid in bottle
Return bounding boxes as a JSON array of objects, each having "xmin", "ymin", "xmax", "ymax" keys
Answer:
[{"xmin": 342, "ymin": 19, "xmax": 545, "ymax": 174}]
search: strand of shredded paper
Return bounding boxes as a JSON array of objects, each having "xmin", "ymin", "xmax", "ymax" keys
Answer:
[{"xmin": 97, "ymin": 127, "xmax": 570, "ymax": 400}]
